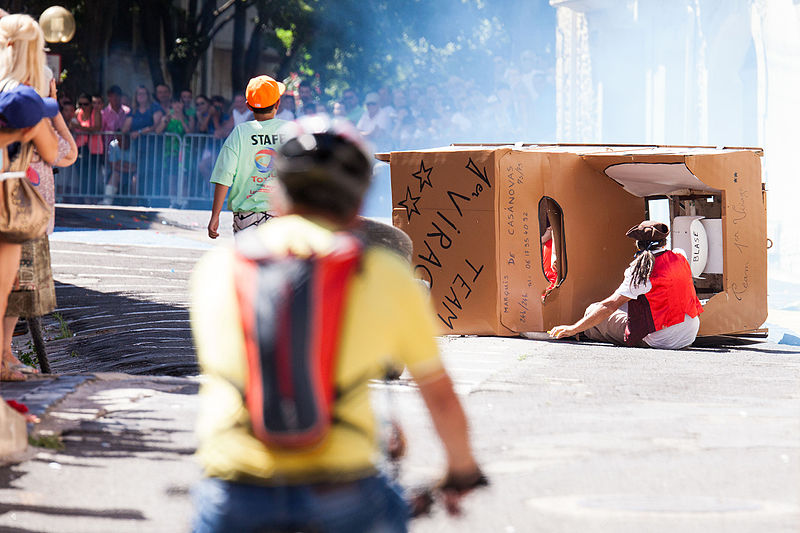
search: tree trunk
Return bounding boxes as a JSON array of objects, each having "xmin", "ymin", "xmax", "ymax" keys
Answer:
[
  {"xmin": 231, "ymin": 1, "xmax": 248, "ymax": 91},
  {"xmin": 139, "ymin": 0, "xmax": 167, "ymax": 87},
  {"xmin": 244, "ymin": 20, "xmax": 264, "ymax": 81}
]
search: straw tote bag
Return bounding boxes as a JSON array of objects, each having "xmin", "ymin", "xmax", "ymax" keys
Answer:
[
  {"xmin": 0, "ymin": 80, "xmax": 50, "ymax": 243},
  {"xmin": 0, "ymin": 163, "xmax": 50, "ymax": 243}
]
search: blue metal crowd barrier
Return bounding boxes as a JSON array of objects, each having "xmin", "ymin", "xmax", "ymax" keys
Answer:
[
  {"xmin": 55, "ymin": 131, "xmax": 392, "ymax": 217},
  {"xmin": 55, "ymin": 132, "xmax": 223, "ymax": 209}
]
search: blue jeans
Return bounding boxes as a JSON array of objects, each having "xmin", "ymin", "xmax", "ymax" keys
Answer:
[{"xmin": 191, "ymin": 474, "xmax": 409, "ymax": 533}]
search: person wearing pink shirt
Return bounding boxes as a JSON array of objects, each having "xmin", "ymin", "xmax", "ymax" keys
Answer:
[
  {"xmin": 100, "ymin": 85, "xmax": 130, "ymax": 203},
  {"xmin": 101, "ymin": 85, "xmax": 129, "ymax": 135},
  {"xmin": 72, "ymin": 93, "xmax": 104, "ymax": 195}
]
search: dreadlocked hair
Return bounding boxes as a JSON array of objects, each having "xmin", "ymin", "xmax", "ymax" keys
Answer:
[{"xmin": 630, "ymin": 239, "xmax": 666, "ymax": 288}]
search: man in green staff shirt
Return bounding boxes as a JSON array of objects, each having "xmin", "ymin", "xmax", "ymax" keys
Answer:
[{"xmin": 207, "ymin": 75, "xmax": 289, "ymax": 239}]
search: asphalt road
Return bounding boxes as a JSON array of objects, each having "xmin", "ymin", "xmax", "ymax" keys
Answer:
[{"xmin": 0, "ymin": 205, "xmax": 797, "ymax": 533}]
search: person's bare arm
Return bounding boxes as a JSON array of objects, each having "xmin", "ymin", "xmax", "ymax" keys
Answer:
[
  {"xmin": 222, "ymin": 114, "xmax": 234, "ymax": 135},
  {"xmin": 213, "ymin": 116, "xmax": 229, "ymax": 139},
  {"xmin": 88, "ymin": 107, "xmax": 103, "ymax": 132},
  {"xmin": 30, "ymin": 118, "xmax": 59, "ymax": 164},
  {"xmin": 151, "ymin": 110, "xmax": 164, "ymax": 133},
  {"xmin": 541, "ymin": 226, "xmax": 552, "ymax": 244},
  {"xmin": 196, "ymin": 112, "xmax": 209, "ymax": 133},
  {"xmin": 207, "ymin": 183, "xmax": 229, "ymax": 239},
  {"xmin": 51, "ymin": 113, "xmax": 78, "ymax": 167},
  {"xmin": 416, "ymin": 370, "xmax": 479, "ymax": 475},
  {"xmin": 549, "ymin": 292, "xmax": 630, "ymax": 339},
  {"xmin": 154, "ymin": 114, "xmax": 168, "ymax": 134},
  {"xmin": 415, "ymin": 369, "xmax": 486, "ymax": 514},
  {"xmin": 0, "ymin": 128, "xmax": 30, "ymax": 149}
]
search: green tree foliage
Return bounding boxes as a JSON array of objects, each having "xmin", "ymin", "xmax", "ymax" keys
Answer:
[
  {"xmin": 266, "ymin": 0, "xmax": 511, "ymax": 94},
  {"xmin": 9, "ymin": 0, "xmax": 554, "ymax": 99},
  {"xmin": 136, "ymin": 0, "xmax": 243, "ymax": 92},
  {"xmin": 246, "ymin": 0, "xmax": 553, "ymax": 95},
  {"xmin": 232, "ymin": 0, "xmax": 315, "ymax": 91}
]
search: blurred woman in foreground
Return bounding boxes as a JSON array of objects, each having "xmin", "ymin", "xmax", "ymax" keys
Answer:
[{"xmin": 0, "ymin": 14, "xmax": 60, "ymax": 380}]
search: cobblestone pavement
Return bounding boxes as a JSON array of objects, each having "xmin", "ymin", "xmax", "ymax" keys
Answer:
[
  {"xmin": 13, "ymin": 206, "xmax": 218, "ymax": 378},
  {"xmin": 44, "ymin": 240, "xmax": 200, "ymax": 376},
  {"xmin": 0, "ymin": 206, "xmax": 797, "ymax": 533}
]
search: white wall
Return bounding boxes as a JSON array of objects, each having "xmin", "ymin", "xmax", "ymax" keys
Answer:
[{"xmin": 553, "ymin": 0, "xmax": 799, "ymax": 276}]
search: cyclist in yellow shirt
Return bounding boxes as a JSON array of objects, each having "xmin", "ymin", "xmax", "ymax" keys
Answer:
[{"xmin": 190, "ymin": 117, "xmax": 485, "ymax": 532}]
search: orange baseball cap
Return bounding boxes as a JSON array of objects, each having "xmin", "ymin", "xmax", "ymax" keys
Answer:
[{"xmin": 246, "ymin": 75, "xmax": 286, "ymax": 108}]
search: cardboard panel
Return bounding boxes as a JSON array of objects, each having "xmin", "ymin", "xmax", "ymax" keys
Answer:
[
  {"xmin": 389, "ymin": 144, "xmax": 765, "ymax": 338},
  {"xmin": 496, "ymin": 150, "xmax": 548, "ymax": 332},
  {"xmin": 390, "ymin": 150, "xmax": 513, "ymax": 335},
  {"xmin": 390, "ymin": 149, "xmax": 498, "ymax": 212},
  {"xmin": 582, "ymin": 153, "xmax": 686, "ymax": 179},
  {"xmin": 541, "ymin": 153, "xmax": 645, "ymax": 330},
  {"xmin": 686, "ymin": 151, "xmax": 767, "ymax": 334},
  {"xmin": 603, "ymin": 162, "xmax": 720, "ymax": 197}
]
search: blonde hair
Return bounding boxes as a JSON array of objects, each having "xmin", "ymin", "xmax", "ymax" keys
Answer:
[{"xmin": 0, "ymin": 14, "xmax": 47, "ymax": 96}]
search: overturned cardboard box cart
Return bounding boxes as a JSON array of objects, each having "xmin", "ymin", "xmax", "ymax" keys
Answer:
[{"xmin": 379, "ymin": 144, "xmax": 767, "ymax": 338}]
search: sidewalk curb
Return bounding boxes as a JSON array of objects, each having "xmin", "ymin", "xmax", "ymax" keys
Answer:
[
  {"xmin": 1, "ymin": 372, "xmax": 199, "ymax": 466},
  {"xmin": 1, "ymin": 373, "xmax": 97, "ymax": 465}
]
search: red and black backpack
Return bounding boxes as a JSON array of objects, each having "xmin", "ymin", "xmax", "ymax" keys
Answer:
[{"xmin": 233, "ymin": 231, "xmax": 363, "ymax": 449}]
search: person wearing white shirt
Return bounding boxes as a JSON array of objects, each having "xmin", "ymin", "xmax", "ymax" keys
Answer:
[
  {"xmin": 231, "ymin": 94, "xmax": 254, "ymax": 126},
  {"xmin": 549, "ymin": 221, "xmax": 704, "ymax": 349},
  {"xmin": 356, "ymin": 92, "xmax": 392, "ymax": 150}
]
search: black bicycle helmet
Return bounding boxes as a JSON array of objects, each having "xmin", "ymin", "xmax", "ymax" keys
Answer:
[{"xmin": 276, "ymin": 116, "xmax": 373, "ymax": 216}]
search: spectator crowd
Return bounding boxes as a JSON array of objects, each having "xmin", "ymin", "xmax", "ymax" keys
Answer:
[{"xmin": 50, "ymin": 49, "xmax": 554, "ymax": 205}]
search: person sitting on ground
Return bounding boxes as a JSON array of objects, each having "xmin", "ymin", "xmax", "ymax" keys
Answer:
[
  {"xmin": 540, "ymin": 223, "xmax": 557, "ymax": 292},
  {"xmin": 102, "ymin": 134, "xmax": 136, "ymax": 204},
  {"xmin": 207, "ymin": 75, "xmax": 288, "ymax": 239},
  {"xmin": 190, "ymin": 116, "xmax": 486, "ymax": 532},
  {"xmin": 549, "ymin": 221, "xmax": 704, "ymax": 349}
]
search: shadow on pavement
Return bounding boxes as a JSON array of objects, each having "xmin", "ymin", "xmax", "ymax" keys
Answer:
[
  {"xmin": 55, "ymin": 205, "xmax": 196, "ymax": 232},
  {"xmin": 42, "ymin": 282, "xmax": 197, "ymax": 377},
  {"xmin": 0, "ymin": 502, "xmax": 145, "ymax": 521}
]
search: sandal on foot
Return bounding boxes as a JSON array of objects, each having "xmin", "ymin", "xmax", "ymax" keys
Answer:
[
  {"xmin": 0, "ymin": 367, "xmax": 25, "ymax": 381},
  {"xmin": 8, "ymin": 362, "xmax": 39, "ymax": 375}
]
